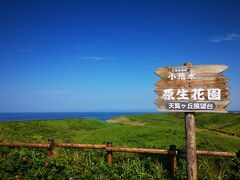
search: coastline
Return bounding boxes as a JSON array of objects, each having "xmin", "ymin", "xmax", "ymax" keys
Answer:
[{"xmin": 0, "ymin": 112, "xmax": 159, "ymax": 122}]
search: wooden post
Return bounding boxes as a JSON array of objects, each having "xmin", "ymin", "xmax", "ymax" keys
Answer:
[
  {"xmin": 106, "ymin": 141, "xmax": 113, "ymax": 164},
  {"xmin": 185, "ymin": 112, "xmax": 197, "ymax": 180},
  {"xmin": 169, "ymin": 144, "xmax": 177, "ymax": 178},
  {"xmin": 47, "ymin": 138, "xmax": 54, "ymax": 159},
  {"xmin": 183, "ymin": 62, "xmax": 197, "ymax": 180}
]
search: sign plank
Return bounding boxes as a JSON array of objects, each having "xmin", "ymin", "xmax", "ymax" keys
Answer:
[
  {"xmin": 155, "ymin": 64, "xmax": 228, "ymax": 78},
  {"xmin": 155, "ymin": 89, "xmax": 229, "ymax": 100},
  {"xmin": 155, "ymin": 99, "xmax": 230, "ymax": 113},
  {"xmin": 155, "ymin": 80, "xmax": 229, "ymax": 89},
  {"xmin": 155, "ymin": 72, "xmax": 229, "ymax": 81},
  {"xmin": 155, "ymin": 78, "xmax": 229, "ymax": 85},
  {"xmin": 154, "ymin": 63, "xmax": 229, "ymax": 113}
]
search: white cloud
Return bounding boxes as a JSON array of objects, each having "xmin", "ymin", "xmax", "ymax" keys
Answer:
[
  {"xmin": 209, "ymin": 33, "xmax": 240, "ymax": 42},
  {"xmin": 81, "ymin": 56, "xmax": 113, "ymax": 62},
  {"xmin": 33, "ymin": 90, "xmax": 69, "ymax": 95},
  {"xmin": 72, "ymin": 45, "xmax": 94, "ymax": 51}
]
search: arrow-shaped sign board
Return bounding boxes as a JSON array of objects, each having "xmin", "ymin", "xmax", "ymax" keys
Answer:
[{"xmin": 154, "ymin": 64, "xmax": 230, "ymax": 113}]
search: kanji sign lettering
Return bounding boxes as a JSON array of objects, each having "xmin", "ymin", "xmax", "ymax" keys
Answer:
[
  {"xmin": 154, "ymin": 64, "xmax": 230, "ymax": 113},
  {"xmin": 166, "ymin": 102, "xmax": 216, "ymax": 110}
]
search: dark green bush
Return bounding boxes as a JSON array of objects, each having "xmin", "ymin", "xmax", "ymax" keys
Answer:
[{"xmin": 0, "ymin": 147, "xmax": 239, "ymax": 179}]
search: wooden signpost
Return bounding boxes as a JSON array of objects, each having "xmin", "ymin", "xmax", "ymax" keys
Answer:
[{"xmin": 154, "ymin": 62, "xmax": 230, "ymax": 180}]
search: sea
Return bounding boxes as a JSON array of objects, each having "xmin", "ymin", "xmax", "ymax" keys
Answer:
[{"xmin": 0, "ymin": 112, "xmax": 157, "ymax": 122}]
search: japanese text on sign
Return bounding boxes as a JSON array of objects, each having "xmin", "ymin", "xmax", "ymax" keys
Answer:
[
  {"xmin": 162, "ymin": 88, "xmax": 221, "ymax": 101},
  {"xmin": 154, "ymin": 64, "xmax": 229, "ymax": 112},
  {"xmin": 166, "ymin": 102, "xmax": 215, "ymax": 110},
  {"xmin": 168, "ymin": 72, "xmax": 196, "ymax": 80}
]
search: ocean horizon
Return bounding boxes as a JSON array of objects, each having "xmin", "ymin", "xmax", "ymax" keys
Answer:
[{"xmin": 0, "ymin": 112, "xmax": 158, "ymax": 122}]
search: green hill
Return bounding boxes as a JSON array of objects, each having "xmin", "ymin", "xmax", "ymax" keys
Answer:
[
  {"xmin": 1, "ymin": 113, "xmax": 239, "ymax": 151},
  {"xmin": 0, "ymin": 113, "xmax": 239, "ymax": 179}
]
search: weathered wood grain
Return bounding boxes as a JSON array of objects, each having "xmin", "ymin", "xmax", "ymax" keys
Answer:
[
  {"xmin": 155, "ymin": 79, "xmax": 229, "ymax": 89},
  {"xmin": 155, "ymin": 64, "xmax": 228, "ymax": 78},
  {"xmin": 154, "ymin": 63, "xmax": 230, "ymax": 113},
  {"xmin": 185, "ymin": 112, "xmax": 197, "ymax": 180},
  {"xmin": 155, "ymin": 89, "xmax": 230, "ymax": 100},
  {"xmin": 155, "ymin": 73, "xmax": 229, "ymax": 81}
]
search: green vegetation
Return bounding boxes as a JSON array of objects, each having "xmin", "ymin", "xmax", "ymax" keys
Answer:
[{"xmin": 0, "ymin": 113, "xmax": 240, "ymax": 179}]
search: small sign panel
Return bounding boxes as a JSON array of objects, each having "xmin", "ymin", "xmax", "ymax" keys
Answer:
[
  {"xmin": 166, "ymin": 102, "xmax": 216, "ymax": 110},
  {"xmin": 154, "ymin": 64, "xmax": 230, "ymax": 113}
]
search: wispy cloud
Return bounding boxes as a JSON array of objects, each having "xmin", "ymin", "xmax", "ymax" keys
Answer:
[
  {"xmin": 18, "ymin": 47, "xmax": 32, "ymax": 53},
  {"xmin": 72, "ymin": 45, "xmax": 95, "ymax": 51},
  {"xmin": 72, "ymin": 41, "xmax": 106, "ymax": 51},
  {"xmin": 33, "ymin": 90, "xmax": 69, "ymax": 95},
  {"xmin": 209, "ymin": 33, "xmax": 240, "ymax": 42},
  {"xmin": 81, "ymin": 56, "xmax": 113, "ymax": 62}
]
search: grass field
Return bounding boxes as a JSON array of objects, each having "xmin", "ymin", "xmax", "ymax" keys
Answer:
[{"xmin": 0, "ymin": 113, "xmax": 239, "ymax": 179}]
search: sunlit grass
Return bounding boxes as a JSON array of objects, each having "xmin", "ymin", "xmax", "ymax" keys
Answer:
[{"xmin": 0, "ymin": 113, "xmax": 239, "ymax": 179}]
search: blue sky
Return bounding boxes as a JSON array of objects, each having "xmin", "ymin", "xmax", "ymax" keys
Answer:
[{"xmin": 0, "ymin": 0, "xmax": 239, "ymax": 112}]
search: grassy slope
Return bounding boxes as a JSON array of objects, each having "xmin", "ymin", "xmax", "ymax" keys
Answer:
[
  {"xmin": 196, "ymin": 113, "xmax": 240, "ymax": 136},
  {"xmin": 0, "ymin": 113, "xmax": 239, "ymax": 152}
]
